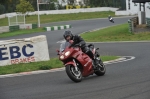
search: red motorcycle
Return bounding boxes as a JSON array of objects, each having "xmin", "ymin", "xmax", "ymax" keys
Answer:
[{"xmin": 57, "ymin": 41, "xmax": 106, "ymax": 82}]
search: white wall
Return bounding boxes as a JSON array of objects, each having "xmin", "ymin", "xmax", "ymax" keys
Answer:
[
  {"xmin": 145, "ymin": 3, "xmax": 150, "ymax": 18},
  {"xmin": 0, "ymin": 7, "xmax": 119, "ymax": 19},
  {"xmin": 126, "ymin": 0, "xmax": 140, "ymax": 11},
  {"xmin": 0, "ymin": 26, "xmax": 9, "ymax": 33},
  {"xmin": 0, "ymin": 14, "xmax": 6, "ymax": 19}
]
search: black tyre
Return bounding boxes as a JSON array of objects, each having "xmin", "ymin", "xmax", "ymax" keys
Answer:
[
  {"xmin": 95, "ymin": 58, "xmax": 106, "ymax": 76},
  {"xmin": 65, "ymin": 65, "xmax": 82, "ymax": 82}
]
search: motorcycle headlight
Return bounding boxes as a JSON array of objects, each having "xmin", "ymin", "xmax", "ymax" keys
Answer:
[
  {"xmin": 60, "ymin": 55, "xmax": 64, "ymax": 59},
  {"xmin": 65, "ymin": 51, "xmax": 70, "ymax": 56}
]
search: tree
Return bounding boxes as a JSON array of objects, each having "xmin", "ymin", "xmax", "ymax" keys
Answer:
[
  {"xmin": 68, "ymin": 0, "xmax": 75, "ymax": 5},
  {"xmin": 83, "ymin": 0, "xmax": 90, "ymax": 6},
  {"xmin": 0, "ymin": 4, "xmax": 5, "ymax": 14},
  {"xmin": 16, "ymin": 0, "xmax": 34, "ymax": 15}
]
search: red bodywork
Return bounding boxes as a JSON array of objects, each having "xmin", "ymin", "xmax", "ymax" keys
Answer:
[{"xmin": 59, "ymin": 46, "xmax": 94, "ymax": 77}]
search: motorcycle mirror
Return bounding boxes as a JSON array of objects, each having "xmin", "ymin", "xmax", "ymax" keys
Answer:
[
  {"xmin": 56, "ymin": 49, "xmax": 60, "ymax": 52},
  {"xmin": 56, "ymin": 49, "xmax": 60, "ymax": 55},
  {"xmin": 96, "ymin": 48, "xmax": 99, "ymax": 50}
]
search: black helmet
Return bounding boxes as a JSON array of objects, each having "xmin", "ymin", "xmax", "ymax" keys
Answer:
[{"xmin": 63, "ymin": 30, "xmax": 73, "ymax": 39}]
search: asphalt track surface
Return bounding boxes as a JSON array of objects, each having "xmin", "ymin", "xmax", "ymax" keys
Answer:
[
  {"xmin": 0, "ymin": 17, "xmax": 150, "ymax": 99},
  {"xmin": 0, "ymin": 16, "xmax": 133, "ymax": 57}
]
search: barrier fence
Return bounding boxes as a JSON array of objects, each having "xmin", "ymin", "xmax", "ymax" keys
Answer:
[
  {"xmin": 128, "ymin": 17, "xmax": 138, "ymax": 33},
  {"xmin": 146, "ymin": 18, "xmax": 150, "ymax": 27}
]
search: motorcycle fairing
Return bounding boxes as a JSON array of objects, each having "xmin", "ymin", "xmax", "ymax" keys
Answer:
[{"xmin": 75, "ymin": 52, "xmax": 93, "ymax": 76}]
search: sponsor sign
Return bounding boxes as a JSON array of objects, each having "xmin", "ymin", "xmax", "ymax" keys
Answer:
[{"xmin": 0, "ymin": 35, "xmax": 50, "ymax": 66}]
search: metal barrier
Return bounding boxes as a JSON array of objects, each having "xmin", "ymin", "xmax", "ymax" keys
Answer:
[
  {"xmin": 128, "ymin": 19, "xmax": 134, "ymax": 33},
  {"xmin": 130, "ymin": 17, "xmax": 138, "ymax": 27},
  {"xmin": 128, "ymin": 17, "xmax": 138, "ymax": 33},
  {"xmin": 146, "ymin": 18, "xmax": 150, "ymax": 27},
  {"xmin": 9, "ymin": 25, "xmax": 19, "ymax": 32}
]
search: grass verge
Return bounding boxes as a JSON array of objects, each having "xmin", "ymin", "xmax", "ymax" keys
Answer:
[
  {"xmin": 0, "ymin": 11, "xmax": 115, "ymax": 26},
  {"xmin": 0, "ymin": 56, "xmax": 119, "ymax": 75},
  {"xmin": 81, "ymin": 23, "xmax": 150, "ymax": 42},
  {"xmin": 0, "ymin": 28, "xmax": 45, "ymax": 38}
]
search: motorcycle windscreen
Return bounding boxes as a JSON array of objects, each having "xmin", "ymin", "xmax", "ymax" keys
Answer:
[{"xmin": 60, "ymin": 42, "xmax": 71, "ymax": 52}]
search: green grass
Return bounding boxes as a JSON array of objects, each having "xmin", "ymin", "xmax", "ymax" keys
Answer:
[
  {"xmin": 0, "ymin": 56, "xmax": 119, "ymax": 75},
  {"xmin": 0, "ymin": 11, "xmax": 115, "ymax": 26},
  {"xmin": 0, "ymin": 28, "xmax": 45, "ymax": 38},
  {"xmin": 81, "ymin": 23, "xmax": 150, "ymax": 42},
  {"xmin": 101, "ymin": 56, "xmax": 119, "ymax": 61}
]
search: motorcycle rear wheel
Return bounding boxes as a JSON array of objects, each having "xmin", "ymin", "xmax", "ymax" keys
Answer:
[
  {"xmin": 65, "ymin": 65, "xmax": 82, "ymax": 82},
  {"xmin": 95, "ymin": 58, "xmax": 106, "ymax": 76}
]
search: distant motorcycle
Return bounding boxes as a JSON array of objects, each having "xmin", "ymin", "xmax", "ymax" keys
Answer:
[
  {"xmin": 57, "ymin": 41, "xmax": 106, "ymax": 82},
  {"xmin": 108, "ymin": 16, "xmax": 114, "ymax": 23}
]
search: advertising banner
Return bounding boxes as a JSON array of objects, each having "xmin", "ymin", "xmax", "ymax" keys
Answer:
[{"xmin": 0, "ymin": 35, "xmax": 50, "ymax": 66}]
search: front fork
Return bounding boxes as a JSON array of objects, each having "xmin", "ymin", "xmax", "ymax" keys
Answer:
[
  {"xmin": 73, "ymin": 59, "xmax": 78, "ymax": 71},
  {"xmin": 94, "ymin": 50, "xmax": 103, "ymax": 68}
]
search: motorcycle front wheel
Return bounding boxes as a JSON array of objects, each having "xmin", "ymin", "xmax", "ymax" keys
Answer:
[
  {"xmin": 95, "ymin": 58, "xmax": 106, "ymax": 76},
  {"xmin": 65, "ymin": 65, "xmax": 82, "ymax": 82}
]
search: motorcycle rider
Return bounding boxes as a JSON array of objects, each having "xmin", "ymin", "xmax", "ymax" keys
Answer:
[
  {"xmin": 108, "ymin": 15, "xmax": 112, "ymax": 20},
  {"xmin": 108, "ymin": 15, "xmax": 114, "ymax": 23},
  {"xmin": 63, "ymin": 30, "xmax": 96, "ymax": 69}
]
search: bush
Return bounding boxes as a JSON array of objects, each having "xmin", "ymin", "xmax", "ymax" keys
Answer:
[
  {"xmin": 39, "ymin": 65, "xmax": 51, "ymax": 70},
  {"xmin": 8, "ymin": 6, "xmax": 13, "ymax": 13},
  {"xmin": 57, "ymin": 4, "xmax": 66, "ymax": 10},
  {"xmin": 0, "ymin": 4, "xmax": 5, "ymax": 14},
  {"xmin": 49, "ymin": 3, "xmax": 56, "ymax": 10}
]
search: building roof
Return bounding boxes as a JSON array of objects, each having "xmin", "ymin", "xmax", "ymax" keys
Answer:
[{"xmin": 132, "ymin": 0, "xmax": 150, "ymax": 3}]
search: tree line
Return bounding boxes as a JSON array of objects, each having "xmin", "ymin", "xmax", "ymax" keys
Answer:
[{"xmin": 0, "ymin": 0, "xmax": 126, "ymax": 14}]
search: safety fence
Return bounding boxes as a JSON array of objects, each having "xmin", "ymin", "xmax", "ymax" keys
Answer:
[
  {"xmin": 0, "ymin": 24, "xmax": 38, "ymax": 33},
  {"xmin": 44, "ymin": 25, "xmax": 71, "ymax": 31},
  {"xmin": 9, "ymin": 25, "xmax": 19, "ymax": 32},
  {"xmin": 128, "ymin": 17, "xmax": 138, "ymax": 33}
]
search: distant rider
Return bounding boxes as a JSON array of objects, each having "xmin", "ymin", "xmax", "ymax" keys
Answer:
[{"xmin": 108, "ymin": 15, "xmax": 112, "ymax": 20}]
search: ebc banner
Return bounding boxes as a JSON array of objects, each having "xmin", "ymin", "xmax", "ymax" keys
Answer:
[{"xmin": 0, "ymin": 35, "xmax": 49, "ymax": 66}]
